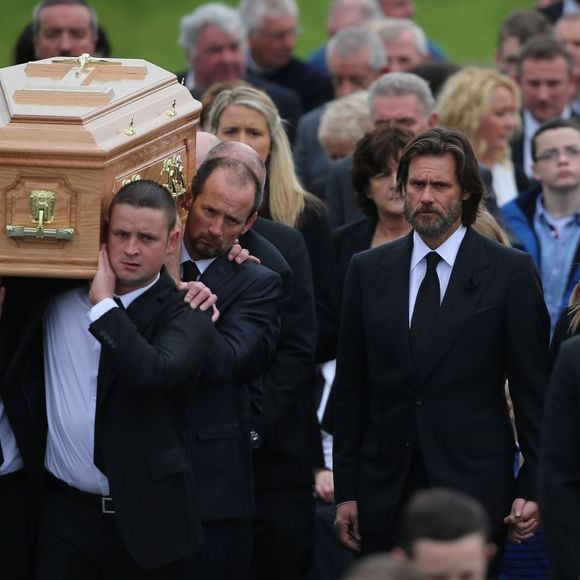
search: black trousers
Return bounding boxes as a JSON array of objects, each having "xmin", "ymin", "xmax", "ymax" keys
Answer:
[
  {"xmin": 0, "ymin": 470, "xmax": 37, "ymax": 580},
  {"xmin": 251, "ymin": 488, "xmax": 315, "ymax": 580},
  {"xmin": 36, "ymin": 477, "xmax": 191, "ymax": 580},
  {"xmin": 189, "ymin": 517, "xmax": 252, "ymax": 580}
]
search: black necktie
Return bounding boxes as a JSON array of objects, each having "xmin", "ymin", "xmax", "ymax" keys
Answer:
[
  {"xmin": 410, "ymin": 251, "xmax": 442, "ymax": 364},
  {"xmin": 182, "ymin": 260, "xmax": 200, "ymax": 282},
  {"xmin": 113, "ymin": 296, "xmax": 124, "ymax": 309}
]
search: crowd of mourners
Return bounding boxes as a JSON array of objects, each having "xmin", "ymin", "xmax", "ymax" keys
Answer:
[{"xmin": 3, "ymin": 0, "xmax": 580, "ymax": 579}]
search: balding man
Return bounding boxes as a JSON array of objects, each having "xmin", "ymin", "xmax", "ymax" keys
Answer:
[
  {"xmin": 183, "ymin": 153, "xmax": 283, "ymax": 580},
  {"xmin": 207, "ymin": 141, "xmax": 319, "ymax": 580}
]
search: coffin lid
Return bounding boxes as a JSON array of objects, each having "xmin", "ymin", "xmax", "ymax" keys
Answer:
[{"xmin": 0, "ymin": 55, "xmax": 201, "ymax": 158}]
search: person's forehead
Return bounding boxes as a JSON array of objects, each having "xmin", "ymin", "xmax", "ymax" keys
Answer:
[
  {"xmin": 328, "ymin": 46, "xmax": 373, "ymax": 70},
  {"xmin": 412, "ymin": 534, "xmax": 487, "ymax": 568},
  {"xmin": 38, "ymin": 3, "xmax": 92, "ymax": 27},
  {"xmin": 408, "ymin": 153, "xmax": 458, "ymax": 179},
  {"xmin": 199, "ymin": 23, "xmax": 241, "ymax": 45},
  {"xmin": 520, "ymin": 56, "xmax": 570, "ymax": 78},
  {"xmin": 373, "ymin": 93, "xmax": 424, "ymax": 117},
  {"xmin": 556, "ymin": 19, "xmax": 580, "ymax": 37},
  {"xmin": 536, "ymin": 126, "xmax": 580, "ymax": 148},
  {"xmin": 261, "ymin": 14, "xmax": 296, "ymax": 31}
]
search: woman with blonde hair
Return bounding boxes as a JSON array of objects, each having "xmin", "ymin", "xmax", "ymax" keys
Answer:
[
  {"xmin": 208, "ymin": 84, "xmax": 338, "ymax": 360},
  {"xmin": 436, "ymin": 67, "xmax": 527, "ymax": 206},
  {"xmin": 552, "ymin": 281, "xmax": 580, "ymax": 358}
]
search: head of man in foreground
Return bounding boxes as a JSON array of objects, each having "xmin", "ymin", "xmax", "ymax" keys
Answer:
[{"xmin": 392, "ymin": 488, "xmax": 496, "ymax": 580}]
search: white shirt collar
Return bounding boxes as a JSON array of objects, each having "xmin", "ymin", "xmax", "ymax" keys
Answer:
[
  {"xmin": 180, "ymin": 240, "xmax": 215, "ymax": 275},
  {"xmin": 115, "ymin": 273, "xmax": 160, "ymax": 309},
  {"xmin": 411, "ymin": 224, "xmax": 467, "ymax": 271}
]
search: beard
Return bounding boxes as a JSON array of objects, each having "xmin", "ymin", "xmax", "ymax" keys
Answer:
[{"xmin": 404, "ymin": 198, "xmax": 462, "ymax": 239}]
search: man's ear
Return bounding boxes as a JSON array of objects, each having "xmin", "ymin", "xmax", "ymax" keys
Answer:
[
  {"xmin": 485, "ymin": 542, "xmax": 497, "ymax": 562},
  {"xmin": 166, "ymin": 226, "xmax": 181, "ymax": 255},
  {"xmin": 461, "ymin": 190, "xmax": 471, "ymax": 201},
  {"xmin": 428, "ymin": 112, "xmax": 438, "ymax": 128},
  {"xmin": 241, "ymin": 212, "xmax": 258, "ymax": 234}
]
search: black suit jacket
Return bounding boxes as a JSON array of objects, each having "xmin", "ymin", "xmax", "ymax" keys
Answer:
[
  {"xmin": 4, "ymin": 271, "xmax": 214, "ymax": 569},
  {"xmin": 540, "ymin": 334, "xmax": 580, "ymax": 578},
  {"xmin": 539, "ymin": 2, "xmax": 564, "ymax": 23},
  {"xmin": 248, "ymin": 57, "xmax": 334, "ymax": 114},
  {"xmin": 189, "ymin": 253, "xmax": 283, "ymax": 520},
  {"xmin": 244, "ymin": 218, "xmax": 319, "ymax": 489},
  {"xmin": 333, "ymin": 228, "xmax": 550, "ymax": 534}
]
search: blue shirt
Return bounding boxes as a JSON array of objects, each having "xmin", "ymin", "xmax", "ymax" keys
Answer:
[{"xmin": 533, "ymin": 195, "xmax": 580, "ymax": 335}]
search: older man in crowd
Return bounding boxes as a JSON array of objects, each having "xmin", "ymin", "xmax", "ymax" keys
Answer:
[
  {"xmin": 177, "ymin": 2, "xmax": 301, "ymax": 141},
  {"xmin": 326, "ymin": 71, "xmax": 437, "ymax": 227},
  {"xmin": 294, "ymin": 25, "xmax": 387, "ymax": 198},
  {"xmin": 240, "ymin": 0, "xmax": 333, "ymax": 113}
]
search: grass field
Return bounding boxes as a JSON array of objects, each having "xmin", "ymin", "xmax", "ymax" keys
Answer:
[{"xmin": 0, "ymin": 1, "xmax": 534, "ymax": 71}]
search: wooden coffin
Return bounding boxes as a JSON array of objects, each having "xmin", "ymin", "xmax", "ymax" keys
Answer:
[{"xmin": 0, "ymin": 55, "xmax": 201, "ymax": 278}]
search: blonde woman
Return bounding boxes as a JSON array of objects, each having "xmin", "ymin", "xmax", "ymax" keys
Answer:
[
  {"xmin": 209, "ymin": 85, "xmax": 338, "ymax": 361},
  {"xmin": 436, "ymin": 67, "xmax": 526, "ymax": 206}
]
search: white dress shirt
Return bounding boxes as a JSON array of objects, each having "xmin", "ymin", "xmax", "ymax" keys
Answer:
[
  {"xmin": 0, "ymin": 402, "xmax": 24, "ymax": 476},
  {"xmin": 408, "ymin": 226, "xmax": 467, "ymax": 326},
  {"xmin": 44, "ymin": 278, "xmax": 158, "ymax": 494}
]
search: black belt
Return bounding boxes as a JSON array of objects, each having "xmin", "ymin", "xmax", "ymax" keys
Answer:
[{"xmin": 46, "ymin": 472, "xmax": 116, "ymax": 515}]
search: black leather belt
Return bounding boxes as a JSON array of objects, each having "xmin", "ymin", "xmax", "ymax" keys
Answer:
[{"xmin": 46, "ymin": 472, "xmax": 116, "ymax": 515}]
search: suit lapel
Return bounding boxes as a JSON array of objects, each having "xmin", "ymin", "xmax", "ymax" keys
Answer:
[
  {"xmin": 97, "ymin": 270, "xmax": 173, "ymax": 408},
  {"xmin": 417, "ymin": 228, "xmax": 493, "ymax": 383},
  {"xmin": 379, "ymin": 233, "xmax": 414, "ymax": 379},
  {"xmin": 199, "ymin": 257, "xmax": 238, "ymax": 307}
]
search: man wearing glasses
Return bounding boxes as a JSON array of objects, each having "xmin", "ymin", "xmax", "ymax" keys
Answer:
[{"xmin": 503, "ymin": 118, "xmax": 580, "ymax": 335}]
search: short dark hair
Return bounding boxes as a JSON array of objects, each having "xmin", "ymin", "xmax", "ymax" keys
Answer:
[
  {"xmin": 396, "ymin": 127, "xmax": 484, "ymax": 226},
  {"xmin": 342, "ymin": 554, "xmax": 422, "ymax": 580},
  {"xmin": 497, "ymin": 10, "xmax": 552, "ymax": 49},
  {"xmin": 398, "ymin": 488, "xmax": 491, "ymax": 557},
  {"xmin": 192, "ymin": 156, "xmax": 262, "ymax": 217},
  {"xmin": 109, "ymin": 179, "xmax": 177, "ymax": 232},
  {"xmin": 517, "ymin": 34, "xmax": 573, "ymax": 78},
  {"xmin": 531, "ymin": 117, "xmax": 580, "ymax": 161},
  {"xmin": 33, "ymin": 0, "xmax": 98, "ymax": 36},
  {"xmin": 352, "ymin": 124, "xmax": 413, "ymax": 219}
]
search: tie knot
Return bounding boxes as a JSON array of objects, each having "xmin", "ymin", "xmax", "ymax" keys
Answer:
[
  {"xmin": 183, "ymin": 260, "xmax": 200, "ymax": 282},
  {"xmin": 425, "ymin": 252, "xmax": 441, "ymax": 272}
]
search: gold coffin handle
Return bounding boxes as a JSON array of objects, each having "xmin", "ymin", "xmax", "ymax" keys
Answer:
[
  {"xmin": 5, "ymin": 190, "xmax": 74, "ymax": 240},
  {"xmin": 160, "ymin": 154, "xmax": 186, "ymax": 202}
]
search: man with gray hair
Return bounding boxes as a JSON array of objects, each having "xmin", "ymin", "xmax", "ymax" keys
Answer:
[
  {"xmin": 240, "ymin": 0, "xmax": 333, "ymax": 112},
  {"xmin": 326, "ymin": 71, "xmax": 436, "ymax": 226},
  {"xmin": 294, "ymin": 25, "xmax": 387, "ymax": 198},
  {"xmin": 370, "ymin": 18, "xmax": 428, "ymax": 73},
  {"xmin": 177, "ymin": 2, "xmax": 301, "ymax": 141},
  {"xmin": 307, "ymin": 0, "xmax": 383, "ymax": 78}
]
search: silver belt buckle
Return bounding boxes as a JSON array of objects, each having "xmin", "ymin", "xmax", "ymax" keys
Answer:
[{"xmin": 101, "ymin": 496, "xmax": 115, "ymax": 514}]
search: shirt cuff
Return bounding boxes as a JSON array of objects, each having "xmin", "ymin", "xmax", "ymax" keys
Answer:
[{"xmin": 89, "ymin": 298, "xmax": 117, "ymax": 322}]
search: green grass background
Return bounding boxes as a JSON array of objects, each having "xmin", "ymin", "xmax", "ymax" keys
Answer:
[{"xmin": 0, "ymin": 1, "xmax": 534, "ymax": 71}]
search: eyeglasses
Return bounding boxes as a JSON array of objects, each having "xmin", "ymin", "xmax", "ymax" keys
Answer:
[{"xmin": 535, "ymin": 146, "xmax": 580, "ymax": 162}]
